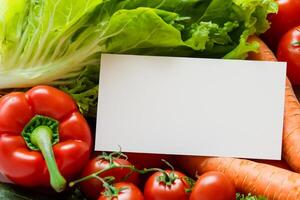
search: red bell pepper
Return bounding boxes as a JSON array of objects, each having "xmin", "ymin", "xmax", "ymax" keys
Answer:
[{"xmin": 0, "ymin": 86, "xmax": 92, "ymax": 192}]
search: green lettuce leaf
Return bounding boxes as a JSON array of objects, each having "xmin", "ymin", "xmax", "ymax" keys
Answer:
[
  {"xmin": 0, "ymin": 0, "xmax": 28, "ymax": 59},
  {"xmin": 0, "ymin": 0, "xmax": 277, "ymax": 116},
  {"xmin": 60, "ymin": 66, "xmax": 99, "ymax": 117}
]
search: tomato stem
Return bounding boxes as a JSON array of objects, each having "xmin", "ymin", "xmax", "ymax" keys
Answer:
[
  {"xmin": 292, "ymin": 41, "xmax": 300, "ymax": 47},
  {"xmin": 69, "ymin": 164, "xmax": 139, "ymax": 187},
  {"xmin": 97, "ymin": 150, "xmax": 128, "ymax": 165},
  {"xmin": 157, "ymin": 171, "xmax": 178, "ymax": 186},
  {"xmin": 69, "ymin": 156, "xmax": 177, "ymax": 188},
  {"xmin": 162, "ymin": 159, "xmax": 174, "ymax": 170},
  {"xmin": 69, "ymin": 164, "xmax": 166, "ymax": 187},
  {"xmin": 183, "ymin": 176, "xmax": 196, "ymax": 193},
  {"xmin": 91, "ymin": 175, "xmax": 121, "ymax": 198},
  {"xmin": 156, "ymin": 159, "xmax": 178, "ymax": 185}
]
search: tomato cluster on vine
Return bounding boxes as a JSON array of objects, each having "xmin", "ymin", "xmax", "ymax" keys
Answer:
[{"xmin": 69, "ymin": 151, "xmax": 236, "ymax": 200}]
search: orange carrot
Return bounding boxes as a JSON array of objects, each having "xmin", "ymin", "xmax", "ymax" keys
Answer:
[
  {"xmin": 177, "ymin": 156, "xmax": 300, "ymax": 199},
  {"xmin": 177, "ymin": 36, "xmax": 300, "ymax": 199},
  {"xmin": 281, "ymin": 78, "xmax": 300, "ymax": 172},
  {"xmin": 248, "ymin": 36, "xmax": 300, "ymax": 173}
]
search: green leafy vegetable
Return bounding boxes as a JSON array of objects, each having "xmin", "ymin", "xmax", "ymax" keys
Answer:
[
  {"xmin": 60, "ymin": 66, "xmax": 99, "ymax": 117},
  {"xmin": 0, "ymin": 0, "xmax": 277, "ymax": 116}
]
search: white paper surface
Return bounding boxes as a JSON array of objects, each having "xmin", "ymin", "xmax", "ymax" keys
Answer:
[{"xmin": 96, "ymin": 54, "xmax": 286, "ymax": 159}]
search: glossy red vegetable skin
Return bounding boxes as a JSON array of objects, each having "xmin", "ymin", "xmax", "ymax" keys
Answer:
[
  {"xmin": 277, "ymin": 26, "xmax": 300, "ymax": 85},
  {"xmin": 262, "ymin": 0, "xmax": 300, "ymax": 51},
  {"xmin": 98, "ymin": 182, "xmax": 144, "ymax": 200},
  {"xmin": 80, "ymin": 157, "xmax": 139, "ymax": 200},
  {"xmin": 144, "ymin": 170, "xmax": 190, "ymax": 200},
  {"xmin": 189, "ymin": 171, "xmax": 236, "ymax": 200},
  {"xmin": 0, "ymin": 86, "xmax": 92, "ymax": 187}
]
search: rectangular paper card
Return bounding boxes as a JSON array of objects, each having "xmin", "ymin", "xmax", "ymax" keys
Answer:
[{"xmin": 96, "ymin": 54, "xmax": 286, "ymax": 159}]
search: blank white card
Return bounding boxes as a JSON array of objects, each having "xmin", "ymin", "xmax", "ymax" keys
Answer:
[{"xmin": 96, "ymin": 54, "xmax": 286, "ymax": 159}]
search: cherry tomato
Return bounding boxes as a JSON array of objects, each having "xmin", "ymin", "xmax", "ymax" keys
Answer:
[
  {"xmin": 189, "ymin": 171, "xmax": 236, "ymax": 200},
  {"xmin": 98, "ymin": 182, "xmax": 144, "ymax": 200},
  {"xmin": 144, "ymin": 170, "xmax": 190, "ymax": 200},
  {"xmin": 80, "ymin": 156, "xmax": 139, "ymax": 200},
  {"xmin": 262, "ymin": 0, "xmax": 300, "ymax": 51},
  {"xmin": 126, "ymin": 153, "xmax": 172, "ymax": 188},
  {"xmin": 277, "ymin": 26, "xmax": 300, "ymax": 85}
]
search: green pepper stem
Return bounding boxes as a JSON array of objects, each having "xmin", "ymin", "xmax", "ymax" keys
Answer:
[{"xmin": 30, "ymin": 126, "xmax": 66, "ymax": 192}]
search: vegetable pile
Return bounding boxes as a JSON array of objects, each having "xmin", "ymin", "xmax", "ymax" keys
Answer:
[
  {"xmin": 3, "ymin": 0, "xmax": 300, "ymax": 199},
  {"xmin": 0, "ymin": 0, "xmax": 277, "ymax": 116}
]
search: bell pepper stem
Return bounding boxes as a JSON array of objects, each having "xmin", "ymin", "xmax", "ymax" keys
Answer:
[{"xmin": 31, "ymin": 126, "xmax": 66, "ymax": 192}]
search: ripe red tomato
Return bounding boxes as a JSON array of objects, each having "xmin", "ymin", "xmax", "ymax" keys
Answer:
[
  {"xmin": 98, "ymin": 182, "xmax": 144, "ymax": 200},
  {"xmin": 144, "ymin": 170, "xmax": 190, "ymax": 200},
  {"xmin": 277, "ymin": 26, "xmax": 300, "ymax": 85},
  {"xmin": 262, "ymin": 0, "xmax": 300, "ymax": 51},
  {"xmin": 189, "ymin": 171, "xmax": 236, "ymax": 200},
  {"xmin": 80, "ymin": 157, "xmax": 139, "ymax": 200}
]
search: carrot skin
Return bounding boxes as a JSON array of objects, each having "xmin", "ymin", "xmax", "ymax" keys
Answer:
[
  {"xmin": 248, "ymin": 36, "xmax": 300, "ymax": 172},
  {"xmin": 254, "ymin": 159, "xmax": 291, "ymax": 171},
  {"xmin": 282, "ymin": 78, "xmax": 300, "ymax": 172}
]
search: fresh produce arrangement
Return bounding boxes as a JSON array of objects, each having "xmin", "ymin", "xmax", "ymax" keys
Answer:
[{"xmin": 1, "ymin": 0, "xmax": 300, "ymax": 199}]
